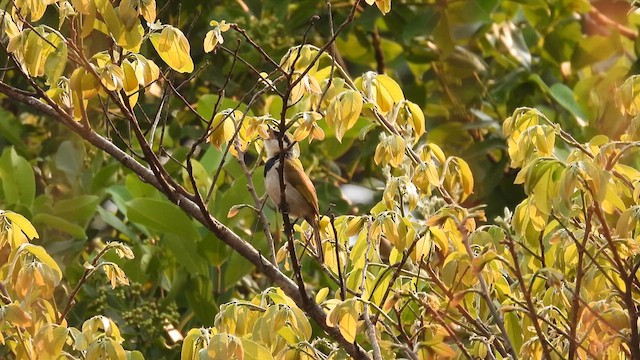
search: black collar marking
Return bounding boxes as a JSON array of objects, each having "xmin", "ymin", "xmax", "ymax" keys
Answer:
[{"xmin": 264, "ymin": 156, "xmax": 279, "ymax": 177}]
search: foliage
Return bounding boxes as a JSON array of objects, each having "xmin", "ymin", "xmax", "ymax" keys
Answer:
[
  {"xmin": 0, "ymin": 209, "xmax": 142, "ymax": 358},
  {"xmin": 0, "ymin": 0, "xmax": 640, "ymax": 359}
]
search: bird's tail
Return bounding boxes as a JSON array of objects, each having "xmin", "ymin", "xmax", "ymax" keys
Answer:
[{"xmin": 311, "ymin": 216, "xmax": 323, "ymax": 263}]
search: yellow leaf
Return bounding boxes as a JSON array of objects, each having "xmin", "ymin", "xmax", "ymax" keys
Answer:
[
  {"xmin": 18, "ymin": 244, "xmax": 63, "ymax": 285},
  {"xmin": 140, "ymin": 0, "xmax": 156, "ymax": 23},
  {"xmin": 203, "ymin": 30, "xmax": 218, "ymax": 53},
  {"xmin": 430, "ymin": 342, "xmax": 457, "ymax": 358},
  {"xmin": 411, "ymin": 233, "xmax": 431, "ymax": 262},
  {"xmin": 315, "ymin": 287, "xmax": 329, "ymax": 303},
  {"xmin": 455, "ymin": 157, "xmax": 474, "ymax": 201},
  {"xmin": 131, "ymin": 54, "xmax": 160, "ymax": 86},
  {"xmin": 375, "ymin": 74, "xmax": 404, "ymax": 113},
  {"xmin": 406, "ymin": 101, "xmax": 425, "ymax": 138},
  {"xmin": 34, "ymin": 324, "xmax": 68, "ymax": 359},
  {"xmin": 118, "ymin": 0, "xmax": 139, "ymax": 30},
  {"xmin": 104, "ymin": 263, "xmax": 130, "ymax": 288},
  {"xmin": 338, "ymin": 309, "xmax": 358, "ymax": 343},
  {"xmin": 209, "ymin": 110, "xmax": 239, "ymax": 149},
  {"xmin": 181, "ymin": 328, "xmax": 208, "ymax": 360},
  {"xmin": 4, "ymin": 303, "xmax": 33, "ymax": 327},
  {"xmin": 149, "ymin": 25, "xmax": 194, "ymax": 73},
  {"xmin": 4, "ymin": 211, "xmax": 39, "ymax": 240},
  {"xmin": 375, "ymin": 0, "xmax": 392, "ymax": 15},
  {"xmin": 71, "ymin": 0, "xmax": 91, "ymax": 14}
]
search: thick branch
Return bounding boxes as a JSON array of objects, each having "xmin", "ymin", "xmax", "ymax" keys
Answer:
[{"xmin": 0, "ymin": 81, "xmax": 369, "ymax": 360}]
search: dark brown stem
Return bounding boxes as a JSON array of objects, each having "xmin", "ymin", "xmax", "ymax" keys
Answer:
[
  {"xmin": 371, "ymin": 26, "xmax": 385, "ymax": 74},
  {"xmin": 504, "ymin": 235, "xmax": 553, "ymax": 358},
  {"xmin": 459, "ymin": 222, "xmax": 518, "ymax": 359},
  {"xmin": 568, "ymin": 193, "xmax": 589, "ymax": 360},
  {"xmin": 329, "ymin": 214, "xmax": 347, "ymax": 300}
]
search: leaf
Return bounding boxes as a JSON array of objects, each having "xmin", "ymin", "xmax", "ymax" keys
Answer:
[
  {"xmin": 241, "ymin": 338, "xmax": 275, "ymax": 360},
  {"xmin": 103, "ymin": 262, "xmax": 130, "ymax": 288},
  {"xmin": 97, "ymin": 206, "xmax": 140, "ymax": 241},
  {"xmin": 227, "ymin": 205, "xmax": 242, "ymax": 218},
  {"xmin": 149, "ymin": 25, "xmax": 194, "ymax": 73},
  {"xmin": 4, "ymin": 212, "xmax": 39, "ymax": 240},
  {"xmin": 126, "ymin": 198, "xmax": 199, "ymax": 239},
  {"xmin": 4, "ymin": 303, "xmax": 33, "ymax": 327},
  {"xmin": 44, "ymin": 34, "xmax": 68, "ymax": 83},
  {"xmin": 371, "ymin": 269, "xmax": 394, "ymax": 306},
  {"xmin": 338, "ymin": 308, "xmax": 358, "ymax": 343},
  {"xmin": 493, "ymin": 21, "xmax": 531, "ymax": 69},
  {"xmin": 0, "ymin": 147, "xmax": 35, "ymax": 207},
  {"xmin": 54, "ymin": 141, "xmax": 85, "ymax": 183},
  {"xmin": 0, "ymin": 108, "xmax": 28, "ymax": 154},
  {"xmin": 316, "ymin": 287, "xmax": 329, "ymax": 303},
  {"xmin": 504, "ymin": 310, "xmax": 523, "ymax": 353},
  {"xmin": 430, "ymin": 342, "xmax": 457, "ymax": 358},
  {"xmin": 18, "ymin": 243, "xmax": 63, "ymax": 284},
  {"xmin": 126, "ymin": 350, "xmax": 145, "ymax": 360},
  {"xmin": 549, "ymin": 83, "xmax": 588, "ymax": 124},
  {"xmin": 200, "ymin": 232, "xmax": 230, "ymax": 267},
  {"xmin": 164, "ymin": 235, "xmax": 208, "ymax": 275},
  {"xmin": 33, "ymin": 213, "xmax": 87, "ymax": 239},
  {"xmin": 223, "ymin": 253, "xmax": 254, "ymax": 289},
  {"xmin": 34, "ymin": 324, "xmax": 68, "ymax": 358},
  {"xmin": 572, "ymin": 34, "xmax": 622, "ymax": 69},
  {"xmin": 53, "ymin": 195, "xmax": 100, "ymax": 225}
]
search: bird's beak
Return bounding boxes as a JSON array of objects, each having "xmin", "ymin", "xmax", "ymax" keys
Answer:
[{"xmin": 267, "ymin": 127, "xmax": 276, "ymax": 139}]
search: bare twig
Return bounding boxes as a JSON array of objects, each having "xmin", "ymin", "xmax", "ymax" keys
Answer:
[
  {"xmin": 58, "ymin": 245, "xmax": 112, "ymax": 323},
  {"xmin": 237, "ymin": 145, "xmax": 278, "ymax": 265}
]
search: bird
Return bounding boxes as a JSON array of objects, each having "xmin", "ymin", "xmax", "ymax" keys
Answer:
[{"xmin": 263, "ymin": 128, "xmax": 323, "ymax": 262}]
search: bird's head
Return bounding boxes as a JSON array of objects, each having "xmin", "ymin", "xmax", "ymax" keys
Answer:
[{"xmin": 264, "ymin": 128, "xmax": 299, "ymax": 159}]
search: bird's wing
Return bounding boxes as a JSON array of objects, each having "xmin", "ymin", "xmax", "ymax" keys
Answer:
[{"xmin": 284, "ymin": 159, "xmax": 319, "ymax": 214}]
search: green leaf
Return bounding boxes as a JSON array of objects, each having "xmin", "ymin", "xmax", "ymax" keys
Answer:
[
  {"xmin": 200, "ymin": 145, "xmax": 224, "ymax": 175},
  {"xmin": 223, "ymin": 253, "xmax": 254, "ymax": 291},
  {"xmin": 196, "ymin": 94, "xmax": 250, "ymax": 122},
  {"xmin": 185, "ymin": 276, "xmax": 217, "ymax": 324},
  {"xmin": 126, "ymin": 350, "xmax": 145, "ymax": 360},
  {"xmin": 549, "ymin": 83, "xmax": 588, "ymax": 123},
  {"xmin": 572, "ymin": 34, "xmax": 622, "ymax": 69},
  {"xmin": 504, "ymin": 310, "xmax": 523, "ymax": 354},
  {"xmin": 44, "ymin": 33, "xmax": 68, "ymax": 83},
  {"xmin": 0, "ymin": 147, "xmax": 35, "ymax": 208},
  {"xmin": 164, "ymin": 234, "xmax": 208, "ymax": 275},
  {"xmin": 33, "ymin": 213, "xmax": 87, "ymax": 239},
  {"xmin": 125, "ymin": 174, "xmax": 161, "ymax": 199},
  {"xmin": 97, "ymin": 206, "xmax": 140, "ymax": 241},
  {"xmin": 54, "ymin": 141, "xmax": 85, "ymax": 184},
  {"xmin": 53, "ymin": 195, "xmax": 100, "ymax": 225},
  {"xmin": 126, "ymin": 198, "xmax": 199, "ymax": 239},
  {"xmin": 0, "ymin": 108, "xmax": 28, "ymax": 154},
  {"xmin": 200, "ymin": 232, "xmax": 230, "ymax": 267}
]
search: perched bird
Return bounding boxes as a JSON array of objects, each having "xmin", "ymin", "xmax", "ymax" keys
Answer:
[{"xmin": 263, "ymin": 129, "xmax": 323, "ymax": 261}]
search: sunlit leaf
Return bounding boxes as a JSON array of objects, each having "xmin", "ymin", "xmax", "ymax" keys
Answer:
[{"xmin": 149, "ymin": 25, "xmax": 194, "ymax": 73}]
